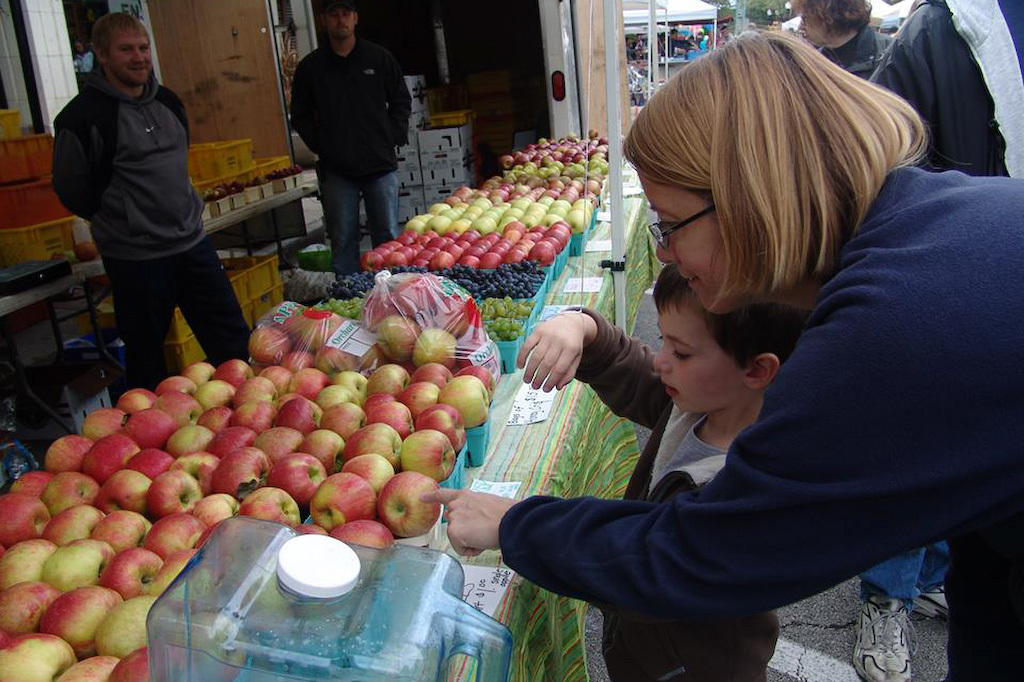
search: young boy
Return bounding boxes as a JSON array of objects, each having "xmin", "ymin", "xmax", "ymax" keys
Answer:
[{"xmin": 529, "ymin": 265, "xmax": 808, "ymax": 682}]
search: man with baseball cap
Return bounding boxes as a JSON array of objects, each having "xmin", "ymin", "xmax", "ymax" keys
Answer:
[{"xmin": 291, "ymin": 0, "xmax": 412, "ymax": 276}]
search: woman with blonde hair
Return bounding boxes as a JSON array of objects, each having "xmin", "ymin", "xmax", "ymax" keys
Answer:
[{"xmin": 424, "ymin": 32, "xmax": 1024, "ymax": 681}]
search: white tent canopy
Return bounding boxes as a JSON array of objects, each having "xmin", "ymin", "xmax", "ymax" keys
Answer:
[{"xmin": 623, "ymin": 0, "xmax": 717, "ymax": 27}]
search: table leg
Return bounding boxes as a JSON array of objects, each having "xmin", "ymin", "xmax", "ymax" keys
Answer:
[
  {"xmin": 81, "ymin": 279, "xmax": 124, "ymax": 372},
  {"xmin": 45, "ymin": 299, "xmax": 65, "ymax": 366},
  {"xmin": 268, "ymin": 207, "xmax": 290, "ymax": 270},
  {"xmin": 241, "ymin": 221, "xmax": 253, "ymax": 257},
  {"xmin": 0, "ymin": 315, "xmax": 74, "ymax": 434}
]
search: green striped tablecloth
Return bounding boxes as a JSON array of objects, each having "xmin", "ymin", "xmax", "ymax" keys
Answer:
[{"xmin": 445, "ymin": 194, "xmax": 661, "ymax": 681}]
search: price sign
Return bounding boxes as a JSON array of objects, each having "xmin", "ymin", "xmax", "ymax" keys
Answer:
[
  {"xmin": 623, "ymin": 185, "xmax": 645, "ymax": 196},
  {"xmin": 563, "ymin": 277, "xmax": 604, "ymax": 294},
  {"xmin": 470, "ymin": 479, "xmax": 522, "ymax": 498},
  {"xmin": 461, "ymin": 565, "xmax": 516, "ymax": 618},
  {"xmin": 586, "ymin": 239, "xmax": 611, "ymax": 252},
  {"xmin": 506, "ymin": 381, "xmax": 557, "ymax": 425},
  {"xmin": 597, "ymin": 210, "xmax": 612, "ymax": 223},
  {"xmin": 325, "ymin": 320, "xmax": 377, "ymax": 356}
]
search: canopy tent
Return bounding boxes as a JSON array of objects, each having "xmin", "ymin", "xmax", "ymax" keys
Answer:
[
  {"xmin": 622, "ymin": 0, "xmax": 717, "ymax": 28},
  {"xmin": 879, "ymin": 0, "xmax": 915, "ymax": 30},
  {"xmin": 871, "ymin": 1, "xmax": 900, "ymax": 20}
]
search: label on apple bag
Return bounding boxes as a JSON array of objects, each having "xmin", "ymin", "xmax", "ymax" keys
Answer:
[
  {"xmin": 271, "ymin": 301, "xmax": 304, "ymax": 325},
  {"xmin": 325, "ymin": 320, "xmax": 377, "ymax": 356},
  {"xmin": 461, "ymin": 565, "xmax": 516, "ymax": 618},
  {"xmin": 468, "ymin": 343, "xmax": 496, "ymax": 367}
]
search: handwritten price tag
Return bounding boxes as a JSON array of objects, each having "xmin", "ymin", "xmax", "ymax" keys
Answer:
[
  {"xmin": 470, "ymin": 479, "xmax": 522, "ymax": 498},
  {"xmin": 506, "ymin": 381, "xmax": 557, "ymax": 425},
  {"xmin": 563, "ymin": 277, "xmax": 604, "ymax": 294},
  {"xmin": 538, "ymin": 305, "xmax": 577, "ymax": 324},
  {"xmin": 461, "ymin": 565, "xmax": 516, "ymax": 618},
  {"xmin": 586, "ymin": 239, "xmax": 611, "ymax": 252},
  {"xmin": 623, "ymin": 185, "xmax": 645, "ymax": 196},
  {"xmin": 597, "ymin": 210, "xmax": 612, "ymax": 223}
]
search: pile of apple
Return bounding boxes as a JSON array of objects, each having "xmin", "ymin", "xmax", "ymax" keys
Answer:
[
  {"xmin": 0, "ymin": 353, "xmax": 496, "ymax": 681},
  {"xmin": 496, "ymin": 131, "xmax": 610, "ymax": 184},
  {"xmin": 265, "ymin": 165, "xmax": 304, "ymax": 182},
  {"xmin": 201, "ymin": 181, "xmax": 245, "ymax": 203}
]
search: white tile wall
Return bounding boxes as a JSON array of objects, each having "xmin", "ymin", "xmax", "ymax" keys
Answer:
[
  {"xmin": 0, "ymin": 0, "xmax": 32, "ymax": 131},
  {"xmin": 22, "ymin": 0, "xmax": 77, "ymax": 132}
]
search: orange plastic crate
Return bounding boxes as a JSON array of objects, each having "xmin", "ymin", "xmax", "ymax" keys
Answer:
[
  {"xmin": 0, "ymin": 134, "xmax": 54, "ymax": 183},
  {"xmin": 0, "ymin": 178, "xmax": 71, "ymax": 229}
]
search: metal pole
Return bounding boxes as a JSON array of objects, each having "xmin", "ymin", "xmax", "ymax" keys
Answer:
[
  {"xmin": 602, "ymin": 0, "xmax": 626, "ymax": 329},
  {"xmin": 735, "ymin": 0, "xmax": 749, "ymax": 34},
  {"xmin": 648, "ymin": 0, "xmax": 656, "ymax": 97}
]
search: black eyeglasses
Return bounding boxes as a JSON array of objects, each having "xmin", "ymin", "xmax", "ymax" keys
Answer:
[{"xmin": 648, "ymin": 204, "xmax": 716, "ymax": 248}]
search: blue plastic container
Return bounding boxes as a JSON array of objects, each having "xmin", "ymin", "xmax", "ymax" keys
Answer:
[
  {"xmin": 494, "ymin": 336, "xmax": 523, "ymax": 375},
  {"xmin": 147, "ymin": 517, "xmax": 513, "ymax": 682},
  {"xmin": 465, "ymin": 419, "xmax": 490, "ymax": 467},
  {"xmin": 440, "ymin": 444, "xmax": 467, "ymax": 491}
]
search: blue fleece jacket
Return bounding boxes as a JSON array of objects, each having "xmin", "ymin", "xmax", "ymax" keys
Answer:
[{"xmin": 499, "ymin": 167, "xmax": 1024, "ymax": 677}]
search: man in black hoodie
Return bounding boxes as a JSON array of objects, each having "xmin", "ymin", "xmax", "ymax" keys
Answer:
[
  {"xmin": 290, "ymin": 0, "xmax": 411, "ymax": 276},
  {"xmin": 53, "ymin": 12, "xmax": 249, "ymax": 390}
]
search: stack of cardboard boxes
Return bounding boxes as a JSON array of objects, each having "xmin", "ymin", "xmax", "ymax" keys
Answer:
[
  {"xmin": 396, "ymin": 75, "xmax": 430, "ymax": 224},
  {"xmin": 419, "ymin": 122, "xmax": 474, "ymax": 207}
]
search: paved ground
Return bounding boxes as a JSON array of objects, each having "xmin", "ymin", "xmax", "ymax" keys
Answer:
[{"xmin": 582, "ymin": 289, "xmax": 949, "ymax": 682}]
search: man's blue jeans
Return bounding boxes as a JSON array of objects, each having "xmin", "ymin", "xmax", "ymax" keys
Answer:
[
  {"xmin": 861, "ymin": 541, "xmax": 950, "ymax": 607},
  {"xmin": 317, "ymin": 164, "xmax": 399, "ymax": 275}
]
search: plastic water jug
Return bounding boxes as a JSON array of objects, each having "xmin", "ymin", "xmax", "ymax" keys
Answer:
[{"xmin": 147, "ymin": 517, "xmax": 513, "ymax": 682}]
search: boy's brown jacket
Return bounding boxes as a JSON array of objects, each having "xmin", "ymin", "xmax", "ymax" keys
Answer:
[{"xmin": 573, "ymin": 309, "xmax": 779, "ymax": 682}]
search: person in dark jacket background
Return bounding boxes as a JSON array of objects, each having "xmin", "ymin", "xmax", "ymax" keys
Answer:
[
  {"xmin": 52, "ymin": 12, "xmax": 249, "ymax": 391},
  {"xmin": 791, "ymin": 0, "xmax": 892, "ymax": 79},
  {"xmin": 871, "ymin": 0, "xmax": 1022, "ymax": 178},
  {"xmin": 290, "ymin": 0, "xmax": 411, "ymax": 276}
]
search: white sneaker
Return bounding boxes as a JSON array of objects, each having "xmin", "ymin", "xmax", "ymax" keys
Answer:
[
  {"xmin": 913, "ymin": 586, "xmax": 948, "ymax": 619},
  {"xmin": 853, "ymin": 595, "xmax": 916, "ymax": 682}
]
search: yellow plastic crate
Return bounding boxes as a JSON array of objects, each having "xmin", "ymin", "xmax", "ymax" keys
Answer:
[
  {"xmin": 429, "ymin": 109, "xmax": 475, "ymax": 128},
  {"xmin": 247, "ymin": 283, "xmax": 284, "ymax": 325},
  {"xmin": 0, "ymin": 134, "xmax": 53, "ymax": 183},
  {"xmin": 193, "ymin": 171, "xmax": 249, "ymax": 195},
  {"xmin": 251, "ymin": 155, "xmax": 291, "ymax": 180},
  {"xmin": 0, "ymin": 217, "xmax": 75, "ymax": 266},
  {"xmin": 216, "ymin": 139, "xmax": 254, "ymax": 176},
  {"xmin": 222, "ymin": 255, "xmax": 280, "ymax": 303},
  {"xmin": 425, "ymin": 85, "xmax": 469, "ymax": 115},
  {"xmin": 164, "ymin": 333, "xmax": 206, "ymax": 373},
  {"xmin": 0, "ymin": 109, "xmax": 20, "ymax": 139},
  {"xmin": 189, "ymin": 143, "xmax": 221, "ymax": 180}
]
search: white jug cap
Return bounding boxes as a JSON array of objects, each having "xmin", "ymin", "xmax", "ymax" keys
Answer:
[{"xmin": 277, "ymin": 534, "xmax": 360, "ymax": 599}]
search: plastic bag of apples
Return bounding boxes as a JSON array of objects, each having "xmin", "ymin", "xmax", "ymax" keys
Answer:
[
  {"xmin": 361, "ymin": 271, "xmax": 500, "ymax": 384},
  {"xmin": 247, "ymin": 301, "xmax": 374, "ymax": 374}
]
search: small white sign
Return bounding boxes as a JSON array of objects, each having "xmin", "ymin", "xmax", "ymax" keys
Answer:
[
  {"xmin": 325, "ymin": 320, "xmax": 376, "ymax": 357},
  {"xmin": 470, "ymin": 479, "xmax": 522, "ymax": 498},
  {"xmin": 586, "ymin": 239, "xmax": 611, "ymax": 252},
  {"xmin": 461, "ymin": 565, "xmax": 516, "ymax": 618},
  {"xmin": 597, "ymin": 210, "xmax": 612, "ymax": 223},
  {"xmin": 623, "ymin": 185, "xmax": 645, "ymax": 196},
  {"xmin": 506, "ymin": 381, "xmax": 557, "ymax": 425},
  {"xmin": 563, "ymin": 277, "xmax": 604, "ymax": 294}
]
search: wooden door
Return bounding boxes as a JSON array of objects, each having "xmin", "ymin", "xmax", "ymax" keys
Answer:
[{"xmin": 147, "ymin": 0, "xmax": 290, "ymax": 159}]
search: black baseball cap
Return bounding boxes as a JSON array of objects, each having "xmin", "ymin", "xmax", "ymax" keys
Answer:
[{"xmin": 323, "ymin": 0, "xmax": 356, "ymax": 12}]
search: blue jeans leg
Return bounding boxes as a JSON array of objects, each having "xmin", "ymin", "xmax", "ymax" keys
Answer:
[
  {"xmin": 919, "ymin": 541, "xmax": 950, "ymax": 592},
  {"xmin": 318, "ymin": 164, "xmax": 362, "ymax": 276},
  {"xmin": 361, "ymin": 170, "xmax": 400, "ymax": 246},
  {"xmin": 860, "ymin": 548, "xmax": 926, "ymax": 603}
]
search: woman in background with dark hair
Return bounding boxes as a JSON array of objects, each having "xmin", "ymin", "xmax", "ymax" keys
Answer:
[{"xmin": 791, "ymin": 0, "xmax": 891, "ymax": 78}]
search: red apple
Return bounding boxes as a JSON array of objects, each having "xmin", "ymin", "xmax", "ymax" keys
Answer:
[
  {"xmin": 108, "ymin": 646, "xmax": 148, "ymax": 682},
  {"xmin": 309, "ymin": 472, "xmax": 377, "ymax": 531},
  {"xmin": 40, "ymin": 539, "xmax": 114, "ymax": 592},
  {"xmin": 229, "ymin": 400, "xmax": 277, "ymax": 433},
  {"xmin": 169, "ymin": 452, "xmax": 219, "ymax": 495},
  {"xmin": 94, "ymin": 595, "xmax": 157, "ymax": 658},
  {"xmin": 341, "ymin": 423, "xmax": 402, "ymax": 468},
  {"xmin": 9, "ymin": 471, "xmax": 53, "ymax": 498},
  {"xmin": 0, "ymin": 633, "xmax": 76, "ymax": 681},
  {"xmin": 142, "ymin": 513, "xmax": 206, "ymax": 560},
  {"xmin": 374, "ymin": 316, "xmax": 421, "ymax": 363},
  {"xmin": 42, "ymin": 504, "xmax": 105, "ymax": 546},
  {"xmin": 364, "ymin": 400, "xmax": 414, "ymax": 439},
  {"xmin": 40, "ymin": 473, "xmax": 99, "ymax": 516},
  {"xmin": 165, "ymin": 424, "xmax": 216, "ymax": 458},
  {"xmin": 89, "ymin": 511, "xmax": 151, "ymax": 554},
  {"xmin": 154, "ymin": 376, "xmax": 197, "ymax": 396},
  {"xmin": 191, "ymin": 493, "xmax": 239, "ymax": 528},
  {"xmin": 52, "ymin": 655, "xmax": 120, "ymax": 682},
  {"xmin": 82, "ymin": 434, "xmax": 141, "ymax": 485},
  {"xmin": 81, "ymin": 408, "xmax": 127, "ymax": 441},
  {"xmin": 99, "ymin": 548, "xmax": 163, "ymax": 600},
  {"xmin": 238, "ymin": 487, "xmax": 301, "ymax": 526},
  {"xmin": 145, "ymin": 549, "xmax": 195, "ymax": 596},
  {"xmin": 182, "ymin": 361, "xmax": 216, "ymax": 388},
  {"xmin": 454, "ymin": 365, "xmax": 497, "ymax": 397},
  {"xmin": 207, "ymin": 426, "xmax": 258, "ymax": 458},
  {"xmin": 43, "ymin": 434, "xmax": 93, "ymax": 474},
  {"xmin": 411, "ymin": 328, "xmax": 457, "ymax": 369},
  {"xmin": 330, "ymin": 519, "xmax": 394, "ymax": 549},
  {"xmin": 314, "ymin": 347, "xmax": 357, "ymax": 375},
  {"xmin": 146, "ymin": 470, "xmax": 202, "ymax": 518},
  {"xmin": 282, "ymin": 350, "xmax": 315, "ymax": 372},
  {"xmin": 259, "ymin": 365, "xmax": 294, "ymax": 394},
  {"xmin": 196, "ymin": 405, "xmax": 233, "ymax": 433},
  {"xmin": 0, "ymin": 493, "xmax": 50, "ymax": 546},
  {"xmin": 212, "ymin": 359, "xmax": 254, "ymax": 388},
  {"xmin": 478, "ymin": 252, "xmax": 503, "ymax": 269},
  {"xmin": 320, "ymin": 402, "xmax": 366, "ymax": 440},
  {"xmin": 152, "ymin": 391, "xmax": 203, "ymax": 429},
  {"xmin": 252, "ymin": 426, "xmax": 305, "ymax": 463},
  {"xmin": 267, "ymin": 454, "xmax": 327, "ymax": 509},
  {"xmin": 274, "ymin": 397, "xmax": 322, "ymax": 434},
  {"xmin": 0, "ymin": 580, "xmax": 61, "ymax": 634},
  {"xmin": 340, "ymin": 453, "xmax": 395, "ymax": 493},
  {"xmin": 399, "ymin": 429, "xmax": 455, "ymax": 482},
  {"xmin": 193, "ymin": 379, "xmax": 236, "ymax": 411},
  {"xmin": 377, "ymin": 471, "xmax": 441, "ymax": 537},
  {"xmin": 299, "ymin": 429, "xmax": 344, "ymax": 471},
  {"xmin": 362, "ymin": 393, "xmax": 396, "ymax": 413},
  {"xmin": 115, "ymin": 388, "xmax": 158, "ymax": 415},
  {"xmin": 248, "ymin": 326, "xmax": 292, "ymax": 366},
  {"xmin": 0, "ymin": 539, "xmax": 57, "ymax": 589},
  {"xmin": 125, "ymin": 448, "xmax": 175, "ymax": 479},
  {"xmin": 233, "ymin": 376, "xmax": 277, "ymax": 407},
  {"xmin": 458, "ymin": 254, "xmax": 480, "ymax": 268},
  {"xmin": 210, "ymin": 447, "xmax": 271, "ymax": 499},
  {"xmin": 94, "ymin": 469, "xmax": 151, "ymax": 515},
  {"xmin": 410, "ymin": 363, "xmax": 452, "ymax": 388},
  {"xmin": 365, "ymin": 364, "xmax": 411, "ymax": 397},
  {"xmin": 396, "ymin": 382, "xmax": 441, "ymax": 420},
  {"xmin": 293, "ymin": 523, "xmax": 329, "ymax": 535}
]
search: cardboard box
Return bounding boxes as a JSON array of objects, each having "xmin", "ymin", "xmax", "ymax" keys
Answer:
[
  {"xmin": 419, "ymin": 149, "xmax": 472, "ymax": 173},
  {"xmin": 422, "ymin": 163, "xmax": 473, "ymax": 188},
  {"xmin": 423, "ymin": 185, "xmax": 457, "ymax": 205},
  {"xmin": 418, "ymin": 124, "xmax": 472, "ymax": 155},
  {"xmin": 15, "ymin": 363, "xmax": 122, "ymax": 441},
  {"xmin": 398, "ymin": 186, "xmax": 426, "ymax": 222},
  {"xmin": 410, "ymin": 93, "xmax": 428, "ymax": 114},
  {"xmin": 397, "ymin": 165, "xmax": 423, "ymax": 189},
  {"xmin": 404, "ymin": 74, "xmax": 427, "ymax": 97}
]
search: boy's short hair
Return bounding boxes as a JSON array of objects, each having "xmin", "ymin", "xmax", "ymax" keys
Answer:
[
  {"xmin": 92, "ymin": 12, "xmax": 148, "ymax": 54},
  {"xmin": 652, "ymin": 265, "xmax": 808, "ymax": 366}
]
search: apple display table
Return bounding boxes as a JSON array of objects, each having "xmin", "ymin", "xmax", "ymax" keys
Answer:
[
  {"xmin": 438, "ymin": 196, "xmax": 660, "ymax": 682},
  {"xmin": 205, "ymin": 183, "xmax": 318, "ymax": 267}
]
